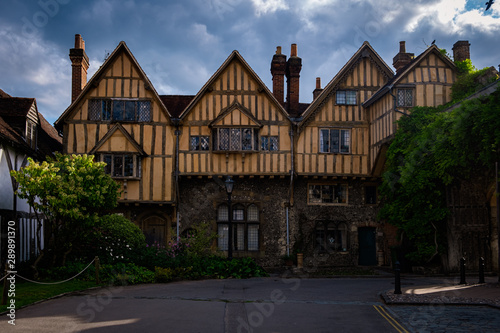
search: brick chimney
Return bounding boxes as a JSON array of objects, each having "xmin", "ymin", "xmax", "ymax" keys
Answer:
[
  {"xmin": 452, "ymin": 41, "xmax": 470, "ymax": 62},
  {"xmin": 393, "ymin": 41, "xmax": 414, "ymax": 74},
  {"xmin": 271, "ymin": 46, "xmax": 287, "ymax": 105},
  {"xmin": 69, "ymin": 34, "xmax": 90, "ymax": 103},
  {"xmin": 286, "ymin": 43, "xmax": 302, "ymax": 117},
  {"xmin": 313, "ymin": 77, "xmax": 323, "ymax": 100}
]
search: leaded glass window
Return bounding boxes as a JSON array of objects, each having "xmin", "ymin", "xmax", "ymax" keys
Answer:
[
  {"xmin": 88, "ymin": 99, "xmax": 151, "ymax": 121},
  {"xmin": 320, "ymin": 129, "xmax": 350, "ymax": 153},
  {"xmin": 336, "ymin": 90, "xmax": 357, "ymax": 105},
  {"xmin": 190, "ymin": 136, "xmax": 210, "ymax": 151},
  {"xmin": 217, "ymin": 203, "xmax": 260, "ymax": 252},
  {"xmin": 213, "ymin": 127, "xmax": 258, "ymax": 151},
  {"xmin": 397, "ymin": 89, "xmax": 413, "ymax": 107},
  {"xmin": 101, "ymin": 154, "xmax": 140, "ymax": 178}
]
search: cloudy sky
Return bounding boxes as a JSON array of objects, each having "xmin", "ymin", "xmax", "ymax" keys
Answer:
[{"xmin": 1, "ymin": 0, "xmax": 499, "ymax": 124}]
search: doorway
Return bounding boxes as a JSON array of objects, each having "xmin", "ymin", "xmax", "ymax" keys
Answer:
[
  {"xmin": 358, "ymin": 227, "xmax": 377, "ymax": 266},
  {"xmin": 143, "ymin": 216, "xmax": 167, "ymax": 246}
]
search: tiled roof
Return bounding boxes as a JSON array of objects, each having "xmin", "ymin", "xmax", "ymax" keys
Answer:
[
  {"xmin": 0, "ymin": 89, "xmax": 11, "ymax": 98},
  {"xmin": 0, "ymin": 97, "xmax": 35, "ymax": 117},
  {"xmin": 160, "ymin": 95, "xmax": 195, "ymax": 118}
]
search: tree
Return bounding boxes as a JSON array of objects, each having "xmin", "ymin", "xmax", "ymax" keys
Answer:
[{"xmin": 11, "ymin": 153, "xmax": 121, "ymax": 269}]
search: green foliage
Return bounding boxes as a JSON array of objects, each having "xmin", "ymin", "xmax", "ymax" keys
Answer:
[
  {"xmin": 183, "ymin": 221, "xmax": 219, "ymax": 257},
  {"xmin": 380, "ymin": 88, "xmax": 500, "ymax": 264},
  {"xmin": 98, "ymin": 262, "xmax": 155, "ymax": 285},
  {"xmin": 86, "ymin": 214, "xmax": 146, "ymax": 264},
  {"xmin": 454, "ymin": 59, "xmax": 476, "ymax": 75},
  {"xmin": 154, "ymin": 266, "xmax": 193, "ymax": 282},
  {"xmin": 451, "ymin": 63, "xmax": 498, "ymax": 102},
  {"xmin": 12, "ymin": 153, "xmax": 120, "ymax": 223},
  {"xmin": 11, "ymin": 153, "xmax": 121, "ymax": 266}
]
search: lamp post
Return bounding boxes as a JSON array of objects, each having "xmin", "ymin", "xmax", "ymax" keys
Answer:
[{"xmin": 225, "ymin": 176, "xmax": 234, "ymax": 260}]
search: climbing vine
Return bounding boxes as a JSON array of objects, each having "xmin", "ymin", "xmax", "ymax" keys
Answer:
[{"xmin": 379, "ymin": 80, "xmax": 500, "ymax": 264}]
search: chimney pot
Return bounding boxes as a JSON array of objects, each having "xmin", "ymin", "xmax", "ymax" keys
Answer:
[
  {"xmin": 276, "ymin": 46, "xmax": 282, "ymax": 55},
  {"xmin": 313, "ymin": 77, "xmax": 323, "ymax": 100},
  {"xmin": 291, "ymin": 43, "xmax": 297, "ymax": 57},
  {"xmin": 399, "ymin": 41, "xmax": 406, "ymax": 53},
  {"xmin": 393, "ymin": 41, "xmax": 414, "ymax": 74}
]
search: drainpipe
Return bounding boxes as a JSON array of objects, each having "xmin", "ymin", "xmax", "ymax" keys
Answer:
[
  {"xmin": 172, "ymin": 118, "xmax": 181, "ymax": 241},
  {"xmin": 289, "ymin": 125, "xmax": 295, "ymax": 206},
  {"xmin": 388, "ymin": 85, "xmax": 407, "ymax": 117},
  {"xmin": 286, "ymin": 206, "xmax": 290, "ymax": 256}
]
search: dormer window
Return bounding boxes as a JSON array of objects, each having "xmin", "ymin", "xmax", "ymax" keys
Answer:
[
  {"xmin": 26, "ymin": 119, "xmax": 37, "ymax": 149},
  {"xmin": 88, "ymin": 99, "xmax": 151, "ymax": 122},
  {"xmin": 213, "ymin": 127, "xmax": 258, "ymax": 152}
]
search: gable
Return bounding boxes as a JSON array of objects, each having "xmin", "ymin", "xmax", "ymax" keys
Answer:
[
  {"xmin": 55, "ymin": 42, "xmax": 171, "ymax": 129},
  {"xmin": 209, "ymin": 101, "xmax": 262, "ymax": 128},
  {"xmin": 300, "ymin": 42, "xmax": 393, "ymax": 127},
  {"xmin": 90, "ymin": 124, "xmax": 146, "ymax": 155},
  {"xmin": 180, "ymin": 51, "xmax": 289, "ymax": 123}
]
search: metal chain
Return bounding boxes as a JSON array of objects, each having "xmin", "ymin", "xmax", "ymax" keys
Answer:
[{"xmin": 14, "ymin": 258, "xmax": 96, "ymax": 285}]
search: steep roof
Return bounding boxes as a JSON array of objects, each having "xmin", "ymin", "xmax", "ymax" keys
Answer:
[
  {"xmin": 299, "ymin": 41, "xmax": 393, "ymax": 126},
  {"xmin": 0, "ymin": 88, "xmax": 11, "ymax": 98},
  {"xmin": 55, "ymin": 41, "xmax": 171, "ymax": 130},
  {"xmin": 0, "ymin": 96, "xmax": 61, "ymax": 158},
  {"xmin": 160, "ymin": 95, "xmax": 195, "ymax": 118},
  {"xmin": 363, "ymin": 45, "xmax": 456, "ymax": 107},
  {"xmin": 0, "ymin": 97, "xmax": 35, "ymax": 118},
  {"xmin": 179, "ymin": 50, "xmax": 289, "ymax": 120}
]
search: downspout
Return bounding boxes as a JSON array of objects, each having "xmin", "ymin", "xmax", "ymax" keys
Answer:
[
  {"xmin": 388, "ymin": 85, "xmax": 407, "ymax": 117},
  {"xmin": 289, "ymin": 124, "xmax": 295, "ymax": 206},
  {"xmin": 286, "ymin": 206, "xmax": 289, "ymax": 256},
  {"xmin": 173, "ymin": 118, "xmax": 181, "ymax": 241}
]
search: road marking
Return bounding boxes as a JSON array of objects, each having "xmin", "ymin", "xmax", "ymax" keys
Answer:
[{"xmin": 373, "ymin": 305, "xmax": 409, "ymax": 333}]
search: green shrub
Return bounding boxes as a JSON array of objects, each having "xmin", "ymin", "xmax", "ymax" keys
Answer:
[
  {"xmin": 154, "ymin": 266, "xmax": 193, "ymax": 282},
  {"xmin": 89, "ymin": 214, "xmax": 146, "ymax": 264},
  {"xmin": 98, "ymin": 262, "xmax": 155, "ymax": 285}
]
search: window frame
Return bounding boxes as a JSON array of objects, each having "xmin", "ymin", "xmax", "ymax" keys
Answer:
[
  {"xmin": 315, "ymin": 220, "xmax": 349, "ymax": 253},
  {"xmin": 100, "ymin": 153, "xmax": 141, "ymax": 179},
  {"xmin": 190, "ymin": 135, "xmax": 210, "ymax": 151},
  {"xmin": 396, "ymin": 88, "xmax": 414, "ymax": 108},
  {"xmin": 308, "ymin": 183, "xmax": 348, "ymax": 205},
  {"xmin": 336, "ymin": 90, "xmax": 357, "ymax": 105},
  {"xmin": 212, "ymin": 127, "xmax": 259, "ymax": 153},
  {"xmin": 217, "ymin": 203, "xmax": 260, "ymax": 252},
  {"xmin": 261, "ymin": 135, "xmax": 279, "ymax": 151},
  {"xmin": 319, "ymin": 128, "xmax": 351, "ymax": 154},
  {"xmin": 88, "ymin": 98, "xmax": 152, "ymax": 122},
  {"xmin": 26, "ymin": 119, "xmax": 37, "ymax": 149}
]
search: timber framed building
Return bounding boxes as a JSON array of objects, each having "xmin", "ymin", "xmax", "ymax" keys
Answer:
[{"xmin": 56, "ymin": 35, "xmax": 495, "ymax": 270}]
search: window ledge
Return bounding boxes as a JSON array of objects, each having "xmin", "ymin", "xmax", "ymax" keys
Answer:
[
  {"xmin": 112, "ymin": 177, "xmax": 141, "ymax": 180},
  {"xmin": 212, "ymin": 150, "xmax": 258, "ymax": 154}
]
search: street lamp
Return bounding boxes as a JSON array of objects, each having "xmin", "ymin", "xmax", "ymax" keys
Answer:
[{"xmin": 225, "ymin": 176, "xmax": 234, "ymax": 260}]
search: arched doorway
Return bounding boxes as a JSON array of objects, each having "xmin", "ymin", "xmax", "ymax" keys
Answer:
[{"xmin": 142, "ymin": 215, "xmax": 167, "ymax": 246}]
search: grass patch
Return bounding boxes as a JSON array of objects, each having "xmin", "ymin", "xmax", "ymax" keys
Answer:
[{"xmin": 0, "ymin": 279, "xmax": 102, "ymax": 312}]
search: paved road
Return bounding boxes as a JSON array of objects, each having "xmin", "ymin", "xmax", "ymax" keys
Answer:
[{"xmin": 2, "ymin": 277, "xmax": 499, "ymax": 332}]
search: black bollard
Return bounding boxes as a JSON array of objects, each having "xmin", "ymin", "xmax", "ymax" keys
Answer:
[
  {"xmin": 479, "ymin": 257, "xmax": 485, "ymax": 284},
  {"xmin": 459, "ymin": 257, "xmax": 466, "ymax": 285},
  {"xmin": 394, "ymin": 261, "xmax": 402, "ymax": 294}
]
